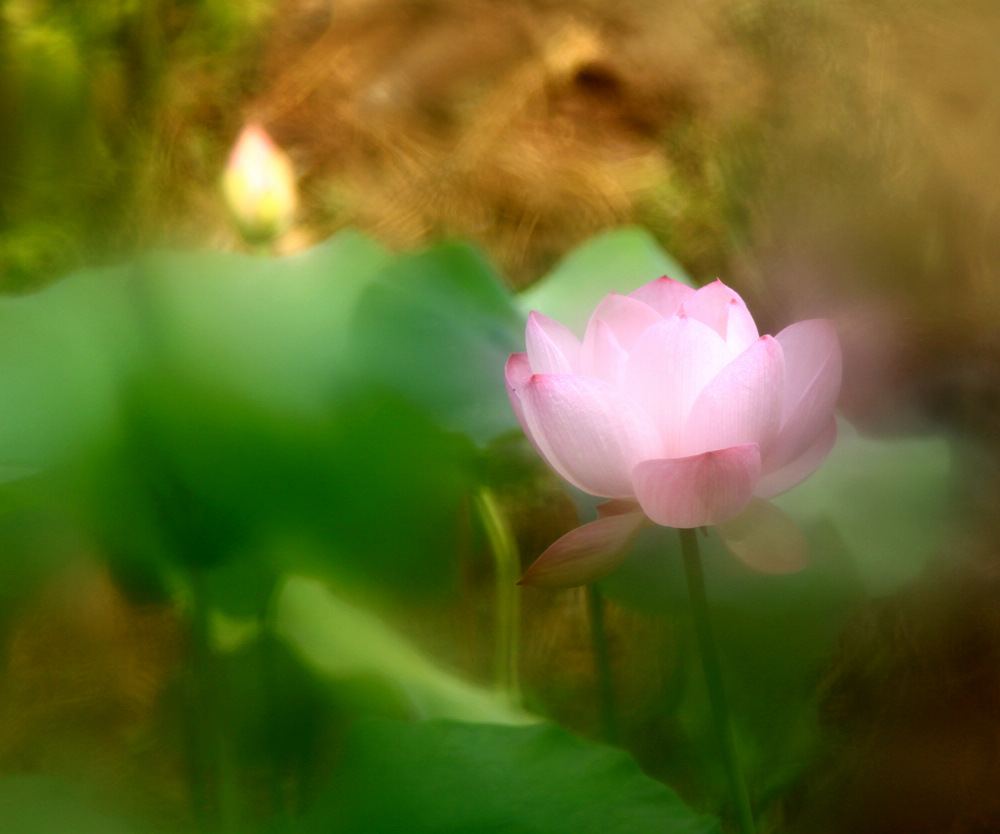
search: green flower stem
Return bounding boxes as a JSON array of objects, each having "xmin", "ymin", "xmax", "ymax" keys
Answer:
[
  {"xmin": 474, "ymin": 487, "xmax": 522, "ymax": 709},
  {"xmin": 586, "ymin": 584, "xmax": 618, "ymax": 744},
  {"xmin": 678, "ymin": 528, "xmax": 756, "ymax": 834},
  {"xmin": 186, "ymin": 570, "xmax": 241, "ymax": 834},
  {"xmin": 259, "ymin": 612, "xmax": 290, "ymax": 819},
  {"xmin": 182, "ymin": 585, "xmax": 212, "ymax": 832}
]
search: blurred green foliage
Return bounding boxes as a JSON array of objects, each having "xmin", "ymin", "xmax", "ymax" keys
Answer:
[
  {"xmin": 0, "ymin": 774, "xmax": 138, "ymax": 834},
  {"xmin": 303, "ymin": 718, "xmax": 723, "ymax": 834},
  {"xmin": 0, "ymin": 227, "xmax": 961, "ymax": 833},
  {"xmin": 0, "ymin": 2, "xmax": 979, "ymax": 830},
  {"xmin": 0, "ymin": 0, "xmax": 274, "ymax": 291},
  {"xmin": 0, "ymin": 230, "xmax": 510, "ymax": 601}
]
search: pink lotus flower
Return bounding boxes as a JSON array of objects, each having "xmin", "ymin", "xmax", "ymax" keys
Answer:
[{"xmin": 506, "ymin": 276, "xmax": 842, "ymax": 585}]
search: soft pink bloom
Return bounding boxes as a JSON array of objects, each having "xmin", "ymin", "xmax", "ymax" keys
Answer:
[{"xmin": 506, "ymin": 276, "xmax": 842, "ymax": 585}]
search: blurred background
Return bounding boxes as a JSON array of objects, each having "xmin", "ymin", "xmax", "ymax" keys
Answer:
[
  {"xmin": 2, "ymin": 1, "xmax": 1000, "ymax": 833},
  {"xmin": 6, "ymin": 0, "xmax": 1000, "ymax": 434}
]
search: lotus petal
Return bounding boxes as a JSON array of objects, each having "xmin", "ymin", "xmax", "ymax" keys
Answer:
[
  {"xmin": 583, "ymin": 293, "xmax": 663, "ymax": 351},
  {"xmin": 766, "ymin": 319, "xmax": 842, "ymax": 470},
  {"xmin": 504, "ymin": 353, "xmax": 532, "ymax": 431},
  {"xmin": 683, "ymin": 336, "xmax": 785, "ymax": 457},
  {"xmin": 628, "ymin": 275, "xmax": 694, "ymax": 318},
  {"xmin": 518, "ymin": 511, "xmax": 651, "ymax": 587},
  {"xmin": 526, "ymin": 311, "xmax": 581, "ymax": 374},
  {"xmin": 632, "ymin": 444, "xmax": 761, "ymax": 529},
  {"xmin": 755, "ymin": 417, "xmax": 837, "ymax": 499},
  {"xmin": 624, "ymin": 316, "xmax": 732, "ymax": 456},
  {"xmin": 521, "ymin": 374, "xmax": 664, "ymax": 498},
  {"xmin": 682, "ymin": 280, "xmax": 755, "ymax": 344},
  {"xmin": 716, "ymin": 498, "xmax": 808, "ymax": 573},
  {"xmin": 580, "ymin": 319, "xmax": 628, "ymax": 383},
  {"xmin": 722, "ymin": 299, "xmax": 760, "ymax": 352},
  {"xmin": 505, "ymin": 353, "xmax": 558, "ymax": 469}
]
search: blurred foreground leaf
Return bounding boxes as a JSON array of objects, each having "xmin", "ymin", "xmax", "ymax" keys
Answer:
[
  {"xmin": 0, "ymin": 230, "xmax": 528, "ymax": 482},
  {"xmin": 0, "ymin": 264, "xmax": 140, "ymax": 468},
  {"xmin": 0, "ymin": 231, "xmax": 393, "ymax": 471},
  {"xmin": 305, "ymin": 718, "xmax": 722, "ymax": 834},
  {"xmin": 772, "ymin": 419, "xmax": 954, "ymax": 596},
  {"xmin": 89, "ymin": 380, "xmax": 474, "ymax": 595},
  {"xmin": 274, "ymin": 575, "xmax": 533, "ymax": 725},
  {"xmin": 136, "ymin": 230, "xmax": 392, "ymax": 414},
  {"xmin": 518, "ymin": 227, "xmax": 695, "ymax": 333}
]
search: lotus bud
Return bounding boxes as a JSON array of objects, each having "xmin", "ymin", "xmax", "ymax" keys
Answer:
[{"xmin": 221, "ymin": 124, "xmax": 298, "ymax": 245}]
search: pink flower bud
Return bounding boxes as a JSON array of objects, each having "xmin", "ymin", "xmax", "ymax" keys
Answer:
[{"xmin": 222, "ymin": 124, "xmax": 298, "ymax": 244}]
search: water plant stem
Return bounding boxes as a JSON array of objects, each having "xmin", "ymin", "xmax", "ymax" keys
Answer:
[
  {"xmin": 474, "ymin": 487, "xmax": 522, "ymax": 709},
  {"xmin": 187, "ymin": 570, "xmax": 241, "ymax": 834},
  {"xmin": 586, "ymin": 584, "xmax": 618, "ymax": 744},
  {"xmin": 678, "ymin": 528, "xmax": 756, "ymax": 834}
]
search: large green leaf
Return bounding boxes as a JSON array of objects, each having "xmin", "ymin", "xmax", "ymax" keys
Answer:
[
  {"xmin": 517, "ymin": 227, "xmax": 694, "ymax": 333},
  {"xmin": 0, "ymin": 231, "xmax": 393, "ymax": 469},
  {"xmin": 304, "ymin": 718, "xmax": 722, "ymax": 834},
  {"xmin": 0, "ymin": 232, "xmax": 506, "ymax": 590},
  {"xmin": 133, "ymin": 230, "xmax": 392, "ymax": 414},
  {"xmin": 0, "ymin": 232, "xmax": 524, "ymax": 479},
  {"xmin": 84, "ymin": 380, "xmax": 474, "ymax": 593},
  {"xmin": 0, "ymin": 264, "xmax": 140, "ymax": 469}
]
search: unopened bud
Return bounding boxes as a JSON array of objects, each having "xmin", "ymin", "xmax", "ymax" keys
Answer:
[{"xmin": 222, "ymin": 124, "xmax": 298, "ymax": 245}]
